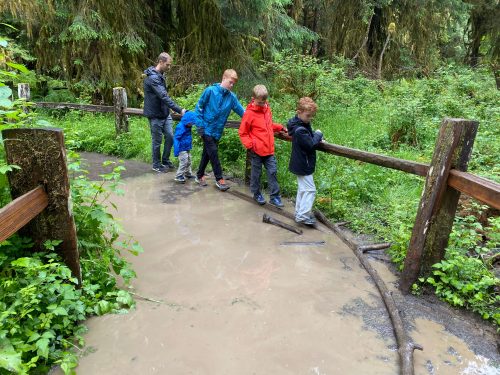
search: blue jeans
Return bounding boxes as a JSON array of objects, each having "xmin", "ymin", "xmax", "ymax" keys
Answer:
[
  {"xmin": 149, "ymin": 115, "xmax": 173, "ymax": 168},
  {"xmin": 250, "ymin": 153, "xmax": 280, "ymax": 198}
]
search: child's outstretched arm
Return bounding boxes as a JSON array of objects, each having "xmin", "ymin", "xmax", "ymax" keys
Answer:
[
  {"xmin": 232, "ymin": 95, "xmax": 245, "ymax": 117},
  {"xmin": 272, "ymin": 122, "xmax": 286, "ymax": 133}
]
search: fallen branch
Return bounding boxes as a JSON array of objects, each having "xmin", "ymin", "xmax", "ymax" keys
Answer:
[
  {"xmin": 262, "ymin": 213, "xmax": 303, "ymax": 235},
  {"xmin": 314, "ymin": 209, "xmax": 423, "ymax": 375},
  {"xmin": 129, "ymin": 291, "xmax": 164, "ymax": 304},
  {"xmin": 129, "ymin": 291, "xmax": 181, "ymax": 308},
  {"xmin": 359, "ymin": 242, "xmax": 392, "ymax": 253},
  {"xmin": 280, "ymin": 241, "xmax": 325, "ymax": 246}
]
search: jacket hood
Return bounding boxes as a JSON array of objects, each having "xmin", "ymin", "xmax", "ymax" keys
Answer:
[
  {"xmin": 287, "ymin": 115, "xmax": 309, "ymax": 136},
  {"xmin": 213, "ymin": 83, "xmax": 231, "ymax": 96},
  {"xmin": 246, "ymin": 99, "xmax": 269, "ymax": 113},
  {"xmin": 144, "ymin": 66, "xmax": 160, "ymax": 76}
]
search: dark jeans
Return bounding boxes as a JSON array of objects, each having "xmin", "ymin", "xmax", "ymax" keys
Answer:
[
  {"xmin": 197, "ymin": 135, "xmax": 223, "ymax": 180},
  {"xmin": 250, "ymin": 153, "xmax": 280, "ymax": 198},
  {"xmin": 149, "ymin": 115, "xmax": 173, "ymax": 168}
]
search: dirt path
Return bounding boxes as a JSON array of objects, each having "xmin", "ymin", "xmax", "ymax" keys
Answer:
[{"xmin": 67, "ymin": 152, "xmax": 499, "ymax": 374}]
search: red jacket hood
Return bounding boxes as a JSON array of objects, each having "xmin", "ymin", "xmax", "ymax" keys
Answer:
[{"xmin": 246, "ymin": 100, "xmax": 270, "ymax": 114}]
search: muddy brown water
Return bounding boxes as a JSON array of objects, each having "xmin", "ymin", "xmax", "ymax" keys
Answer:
[{"xmin": 64, "ymin": 158, "xmax": 498, "ymax": 374}]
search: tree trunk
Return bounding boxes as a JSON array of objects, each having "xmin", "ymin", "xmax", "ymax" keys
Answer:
[{"xmin": 377, "ymin": 34, "xmax": 391, "ymax": 80}]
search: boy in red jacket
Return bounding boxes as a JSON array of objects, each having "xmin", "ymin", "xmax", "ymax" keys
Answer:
[{"xmin": 238, "ymin": 85, "xmax": 287, "ymax": 207}]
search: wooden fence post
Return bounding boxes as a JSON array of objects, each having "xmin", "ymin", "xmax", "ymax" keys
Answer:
[
  {"xmin": 245, "ymin": 149, "xmax": 252, "ymax": 185},
  {"xmin": 2, "ymin": 128, "xmax": 82, "ymax": 284},
  {"xmin": 400, "ymin": 118, "xmax": 478, "ymax": 294},
  {"xmin": 113, "ymin": 87, "xmax": 129, "ymax": 134}
]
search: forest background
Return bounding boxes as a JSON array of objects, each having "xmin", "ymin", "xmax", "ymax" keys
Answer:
[{"xmin": 0, "ymin": 1, "xmax": 499, "ymax": 373}]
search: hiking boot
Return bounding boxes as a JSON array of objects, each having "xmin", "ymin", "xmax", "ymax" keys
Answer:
[
  {"xmin": 216, "ymin": 178, "xmax": 230, "ymax": 191},
  {"xmin": 152, "ymin": 166, "xmax": 167, "ymax": 173},
  {"xmin": 195, "ymin": 176, "xmax": 208, "ymax": 186},
  {"xmin": 253, "ymin": 192, "xmax": 266, "ymax": 205},
  {"xmin": 174, "ymin": 175, "xmax": 186, "ymax": 183},
  {"xmin": 295, "ymin": 217, "xmax": 317, "ymax": 226},
  {"xmin": 269, "ymin": 196, "xmax": 284, "ymax": 208}
]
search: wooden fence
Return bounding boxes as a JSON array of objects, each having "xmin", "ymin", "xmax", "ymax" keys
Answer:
[{"xmin": 5, "ymin": 84, "xmax": 499, "ymax": 293}]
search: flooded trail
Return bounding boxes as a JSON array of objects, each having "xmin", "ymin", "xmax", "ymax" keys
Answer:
[{"xmin": 73, "ymin": 170, "xmax": 499, "ymax": 375}]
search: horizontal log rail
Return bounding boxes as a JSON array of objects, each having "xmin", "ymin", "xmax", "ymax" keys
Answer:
[
  {"xmin": 33, "ymin": 102, "xmax": 499, "ymax": 210},
  {"xmin": 0, "ymin": 185, "xmax": 48, "ymax": 242},
  {"xmin": 448, "ymin": 170, "xmax": 500, "ymax": 210}
]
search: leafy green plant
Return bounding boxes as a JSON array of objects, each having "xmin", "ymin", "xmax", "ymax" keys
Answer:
[{"xmin": 422, "ymin": 252, "xmax": 499, "ymax": 326}]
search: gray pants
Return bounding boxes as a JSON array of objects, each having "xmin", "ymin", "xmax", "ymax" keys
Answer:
[
  {"xmin": 250, "ymin": 153, "xmax": 280, "ymax": 198},
  {"xmin": 149, "ymin": 115, "xmax": 173, "ymax": 168},
  {"xmin": 295, "ymin": 174, "xmax": 316, "ymax": 221},
  {"xmin": 176, "ymin": 151, "xmax": 193, "ymax": 177}
]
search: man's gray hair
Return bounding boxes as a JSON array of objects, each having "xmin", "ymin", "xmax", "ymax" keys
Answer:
[{"xmin": 158, "ymin": 52, "xmax": 171, "ymax": 63}]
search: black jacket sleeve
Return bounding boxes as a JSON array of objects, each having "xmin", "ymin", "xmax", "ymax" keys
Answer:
[
  {"xmin": 150, "ymin": 75, "xmax": 183, "ymax": 114},
  {"xmin": 296, "ymin": 128, "xmax": 323, "ymax": 152}
]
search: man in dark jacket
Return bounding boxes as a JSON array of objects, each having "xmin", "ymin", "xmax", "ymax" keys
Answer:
[
  {"xmin": 144, "ymin": 52, "xmax": 186, "ymax": 172},
  {"xmin": 287, "ymin": 97, "xmax": 323, "ymax": 226}
]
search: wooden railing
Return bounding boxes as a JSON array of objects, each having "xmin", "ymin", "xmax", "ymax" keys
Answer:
[
  {"xmin": 0, "ymin": 185, "xmax": 48, "ymax": 242},
  {"xmin": 16, "ymin": 84, "xmax": 500, "ymax": 292}
]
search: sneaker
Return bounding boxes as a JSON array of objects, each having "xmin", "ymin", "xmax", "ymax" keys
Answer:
[
  {"xmin": 295, "ymin": 217, "xmax": 317, "ymax": 226},
  {"xmin": 216, "ymin": 178, "xmax": 230, "ymax": 191},
  {"xmin": 269, "ymin": 196, "xmax": 284, "ymax": 208},
  {"xmin": 152, "ymin": 166, "xmax": 167, "ymax": 173},
  {"xmin": 174, "ymin": 175, "xmax": 186, "ymax": 183},
  {"xmin": 253, "ymin": 192, "xmax": 266, "ymax": 205},
  {"xmin": 185, "ymin": 173, "xmax": 195, "ymax": 179},
  {"xmin": 195, "ymin": 176, "xmax": 208, "ymax": 186}
]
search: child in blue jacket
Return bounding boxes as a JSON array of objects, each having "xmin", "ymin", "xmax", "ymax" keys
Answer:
[
  {"xmin": 194, "ymin": 69, "xmax": 245, "ymax": 191},
  {"xmin": 173, "ymin": 111, "xmax": 197, "ymax": 183}
]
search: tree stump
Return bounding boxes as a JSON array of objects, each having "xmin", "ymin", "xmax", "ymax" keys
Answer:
[{"xmin": 113, "ymin": 87, "xmax": 129, "ymax": 134}]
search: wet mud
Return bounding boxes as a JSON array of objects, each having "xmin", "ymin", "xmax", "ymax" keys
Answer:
[{"xmin": 67, "ymin": 153, "xmax": 498, "ymax": 374}]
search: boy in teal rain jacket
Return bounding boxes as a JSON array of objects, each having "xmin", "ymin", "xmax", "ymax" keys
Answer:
[{"xmin": 194, "ymin": 69, "xmax": 245, "ymax": 191}]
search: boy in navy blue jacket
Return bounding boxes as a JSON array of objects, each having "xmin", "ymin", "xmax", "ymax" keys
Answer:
[
  {"xmin": 287, "ymin": 97, "xmax": 323, "ymax": 226},
  {"xmin": 173, "ymin": 111, "xmax": 197, "ymax": 183}
]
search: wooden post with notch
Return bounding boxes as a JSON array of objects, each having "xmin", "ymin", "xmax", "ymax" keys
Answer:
[
  {"xmin": 400, "ymin": 118, "xmax": 478, "ymax": 294},
  {"xmin": 2, "ymin": 128, "xmax": 81, "ymax": 284},
  {"xmin": 113, "ymin": 87, "xmax": 129, "ymax": 134}
]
